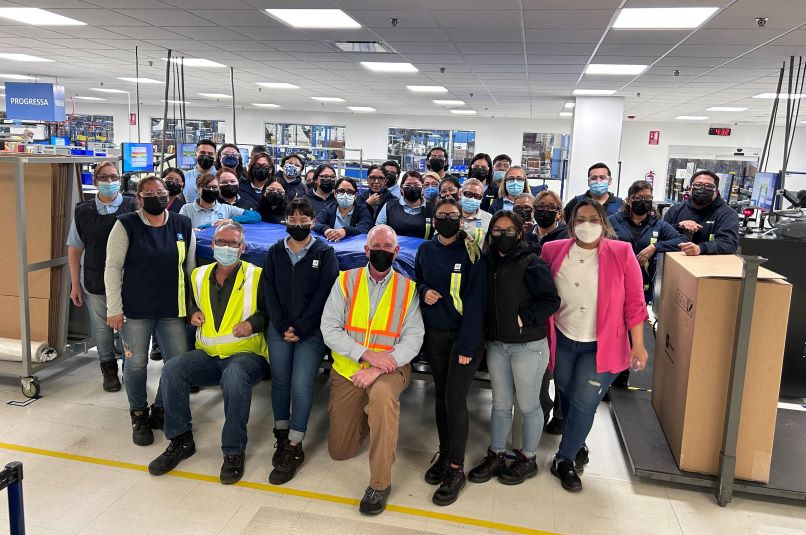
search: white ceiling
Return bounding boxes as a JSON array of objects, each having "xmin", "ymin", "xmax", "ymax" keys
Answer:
[{"xmin": 0, "ymin": 0, "xmax": 805, "ymax": 123}]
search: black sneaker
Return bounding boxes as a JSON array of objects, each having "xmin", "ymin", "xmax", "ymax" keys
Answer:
[
  {"xmin": 220, "ymin": 452, "xmax": 245, "ymax": 485},
  {"xmin": 432, "ymin": 466, "xmax": 466, "ymax": 506},
  {"xmin": 269, "ymin": 442, "xmax": 304, "ymax": 485},
  {"xmin": 99, "ymin": 360, "xmax": 121, "ymax": 392},
  {"xmin": 359, "ymin": 485, "xmax": 391, "ymax": 515},
  {"xmin": 272, "ymin": 428, "xmax": 289, "ymax": 467},
  {"xmin": 498, "ymin": 450, "xmax": 538, "ymax": 485},
  {"xmin": 467, "ymin": 449, "xmax": 506, "ymax": 483},
  {"xmin": 149, "ymin": 346, "xmax": 162, "ymax": 361},
  {"xmin": 612, "ymin": 370, "xmax": 630, "ymax": 389},
  {"xmin": 545, "ymin": 417, "xmax": 565, "ymax": 435},
  {"xmin": 575, "ymin": 445, "xmax": 590, "ymax": 473},
  {"xmin": 148, "ymin": 431, "xmax": 195, "ymax": 475},
  {"xmin": 130, "ymin": 408, "xmax": 153, "ymax": 446},
  {"xmin": 424, "ymin": 450, "xmax": 450, "ymax": 485},
  {"xmin": 148, "ymin": 403, "xmax": 164, "ymax": 430},
  {"xmin": 550, "ymin": 458, "xmax": 582, "ymax": 492}
]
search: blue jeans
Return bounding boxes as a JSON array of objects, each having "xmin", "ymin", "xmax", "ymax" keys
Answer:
[
  {"xmin": 161, "ymin": 350, "xmax": 269, "ymax": 454},
  {"xmin": 83, "ymin": 291, "xmax": 115, "ymax": 363},
  {"xmin": 266, "ymin": 324, "xmax": 327, "ymax": 443},
  {"xmin": 553, "ymin": 330, "xmax": 618, "ymax": 462},
  {"xmin": 120, "ymin": 317, "xmax": 188, "ymax": 411},
  {"xmin": 486, "ymin": 338, "xmax": 549, "ymax": 454}
]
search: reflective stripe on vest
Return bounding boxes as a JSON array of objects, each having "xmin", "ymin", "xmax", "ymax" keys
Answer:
[
  {"xmin": 449, "ymin": 272, "xmax": 463, "ymax": 315},
  {"xmin": 424, "ymin": 221, "xmax": 432, "ymax": 240},
  {"xmin": 331, "ymin": 267, "xmax": 415, "ymax": 379},
  {"xmin": 176, "ymin": 240, "xmax": 187, "ymax": 317}
]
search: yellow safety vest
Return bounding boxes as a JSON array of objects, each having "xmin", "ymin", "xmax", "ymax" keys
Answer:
[
  {"xmin": 331, "ymin": 267, "xmax": 415, "ymax": 380},
  {"xmin": 191, "ymin": 262, "xmax": 268, "ymax": 359}
]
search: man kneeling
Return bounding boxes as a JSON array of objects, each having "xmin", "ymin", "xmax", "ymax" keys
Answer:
[{"xmin": 148, "ymin": 221, "xmax": 269, "ymax": 484}]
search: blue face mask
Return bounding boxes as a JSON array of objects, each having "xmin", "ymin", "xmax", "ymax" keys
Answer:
[
  {"xmin": 213, "ymin": 245, "xmax": 240, "ymax": 267},
  {"xmin": 461, "ymin": 196, "xmax": 481, "ymax": 213},
  {"xmin": 589, "ymin": 181, "xmax": 609, "ymax": 196},
  {"xmin": 97, "ymin": 181, "xmax": 120, "ymax": 197},
  {"xmin": 424, "ymin": 186, "xmax": 439, "ymax": 201},
  {"xmin": 505, "ymin": 180, "xmax": 525, "ymax": 196},
  {"xmin": 221, "ymin": 154, "xmax": 240, "ymax": 168},
  {"xmin": 336, "ymin": 192, "xmax": 355, "ymax": 209},
  {"xmin": 492, "ymin": 170, "xmax": 506, "ymax": 183},
  {"xmin": 284, "ymin": 163, "xmax": 300, "ymax": 178}
]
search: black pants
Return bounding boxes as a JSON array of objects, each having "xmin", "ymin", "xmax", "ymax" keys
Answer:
[
  {"xmin": 539, "ymin": 368, "xmax": 563, "ymax": 422},
  {"xmin": 423, "ymin": 328, "xmax": 484, "ymax": 467}
]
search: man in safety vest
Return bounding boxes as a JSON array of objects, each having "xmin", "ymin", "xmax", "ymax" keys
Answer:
[
  {"xmin": 321, "ymin": 224, "xmax": 425, "ymax": 516},
  {"xmin": 147, "ymin": 221, "xmax": 269, "ymax": 485}
]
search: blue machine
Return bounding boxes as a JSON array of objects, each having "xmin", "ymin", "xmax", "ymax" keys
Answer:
[{"xmin": 121, "ymin": 142, "xmax": 154, "ymax": 173}]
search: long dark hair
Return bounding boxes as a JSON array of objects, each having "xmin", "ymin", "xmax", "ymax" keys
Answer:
[
  {"xmin": 622, "ymin": 180, "xmax": 654, "ymax": 216},
  {"xmin": 215, "ymin": 143, "xmax": 244, "ymax": 176},
  {"xmin": 569, "ymin": 199, "xmax": 616, "ymax": 239},
  {"xmin": 482, "ymin": 210, "xmax": 526, "ymax": 254}
]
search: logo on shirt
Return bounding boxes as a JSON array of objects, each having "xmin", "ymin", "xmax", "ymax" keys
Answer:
[
  {"xmin": 177, "ymin": 233, "xmax": 184, "ymax": 241},
  {"xmin": 312, "ymin": 260, "xmax": 320, "ymax": 268},
  {"xmin": 453, "ymin": 263, "xmax": 462, "ymax": 272}
]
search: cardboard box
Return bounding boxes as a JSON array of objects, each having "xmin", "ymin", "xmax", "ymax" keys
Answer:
[
  {"xmin": 0, "ymin": 294, "xmax": 51, "ymax": 342},
  {"xmin": 652, "ymin": 253, "xmax": 791, "ymax": 483}
]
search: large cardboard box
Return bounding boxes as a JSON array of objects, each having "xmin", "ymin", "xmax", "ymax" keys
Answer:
[
  {"xmin": 652, "ymin": 253, "xmax": 791, "ymax": 483},
  {"xmin": 0, "ymin": 294, "xmax": 51, "ymax": 342}
]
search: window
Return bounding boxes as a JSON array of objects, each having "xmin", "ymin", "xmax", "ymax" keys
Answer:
[
  {"xmin": 150, "ymin": 118, "xmax": 225, "ymax": 147},
  {"xmin": 521, "ymin": 132, "xmax": 569, "ymax": 180},
  {"xmin": 264, "ymin": 123, "xmax": 346, "ymax": 163},
  {"xmin": 387, "ymin": 128, "xmax": 476, "ymax": 174}
]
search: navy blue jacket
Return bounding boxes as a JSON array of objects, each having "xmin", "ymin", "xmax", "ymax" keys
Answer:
[
  {"xmin": 360, "ymin": 188, "xmax": 397, "ymax": 222},
  {"xmin": 525, "ymin": 221, "xmax": 569, "ymax": 248},
  {"xmin": 662, "ymin": 196, "xmax": 739, "ymax": 255},
  {"xmin": 303, "ymin": 188, "xmax": 336, "ymax": 218},
  {"xmin": 275, "ymin": 171, "xmax": 307, "ymax": 204},
  {"xmin": 563, "ymin": 191, "xmax": 624, "ymax": 222},
  {"xmin": 481, "ymin": 183, "xmax": 499, "ymax": 213},
  {"xmin": 313, "ymin": 201, "xmax": 373, "ymax": 236},
  {"xmin": 261, "ymin": 237, "xmax": 339, "ymax": 339},
  {"xmin": 237, "ymin": 181, "xmax": 263, "ymax": 211}
]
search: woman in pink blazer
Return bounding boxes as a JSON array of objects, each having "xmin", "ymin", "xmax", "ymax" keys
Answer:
[{"xmin": 541, "ymin": 199, "xmax": 649, "ymax": 492}]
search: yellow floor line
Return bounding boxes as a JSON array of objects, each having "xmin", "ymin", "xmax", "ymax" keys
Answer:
[{"xmin": 0, "ymin": 441, "xmax": 557, "ymax": 535}]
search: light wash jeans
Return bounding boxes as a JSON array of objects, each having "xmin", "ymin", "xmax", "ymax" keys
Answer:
[{"xmin": 82, "ymin": 291, "xmax": 116, "ymax": 363}]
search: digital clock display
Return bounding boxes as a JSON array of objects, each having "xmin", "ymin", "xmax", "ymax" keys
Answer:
[{"xmin": 709, "ymin": 127, "xmax": 732, "ymax": 136}]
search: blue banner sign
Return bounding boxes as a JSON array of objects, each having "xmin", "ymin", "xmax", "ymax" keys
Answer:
[{"xmin": 5, "ymin": 82, "xmax": 65, "ymax": 122}]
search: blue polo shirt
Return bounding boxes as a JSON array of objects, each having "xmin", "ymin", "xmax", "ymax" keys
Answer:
[
  {"xmin": 334, "ymin": 207, "xmax": 355, "ymax": 230},
  {"xmin": 179, "ymin": 199, "xmax": 245, "ymax": 229},
  {"xmin": 284, "ymin": 236, "xmax": 313, "ymax": 265},
  {"xmin": 183, "ymin": 166, "xmax": 217, "ymax": 203}
]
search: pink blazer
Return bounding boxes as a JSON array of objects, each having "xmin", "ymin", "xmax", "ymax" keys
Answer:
[{"xmin": 541, "ymin": 238, "xmax": 648, "ymax": 374}]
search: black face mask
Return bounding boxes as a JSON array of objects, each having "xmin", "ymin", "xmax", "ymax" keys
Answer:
[
  {"xmin": 219, "ymin": 184, "xmax": 239, "ymax": 199},
  {"xmin": 252, "ymin": 165, "xmax": 272, "ymax": 181},
  {"xmin": 318, "ymin": 179, "xmax": 335, "ymax": 193},
  {"xmin": 197, "ymin": 155, "xmax": 214, "ymax": 170},
  {"xmin": 265, "ymin": 190, "xmax": 284, "ymax": 206},
  {"xmin": 631, "ymin": 200, "xmax": 653, "ymax": 216},
  {"xmin": 435, "ymin": 218, "xmax": 461, "ymax": 238},
  {"xmin": 428, "ymin": 158, "xmax": 445, "ymax": 173},
  {"xmin": 142, "ymin": 196, "xmax": 168, "ymax": 216},
  {"xmin": 200, "ymin": 188, "xmax": 219, "ymax": 204},
  {"xmin": 440, "ymin": 193, "xmax": 459, "ymax": 201},
  {"xmin": 535, "ymin": 209, "xmax": 558, "ymax": 229},
  {"xmin": 369, "ymin": 249, "xmax": 395, "ymax": 272},
  {"xmin": 491, "ymin": 234, "xmax": 519, "ymax": 254},
  {"xmin": 513, "ymin": 206, "xmax": 533, "ymax": 222},
  {"xmin": 165, "ymin": 180, "xmax": 183, "ymax": 196},
  {"xmin": 403, "ymin": 187, "xmax": 422, "ymax": 202},
  {"xmin": 385, "ymin": 172, "xmax": 398, "ymax": 188},
  {"xmin": 286, "ymin": 224, "xmax": 311, "ymax": 242},
  {"xmin": 691, "ymin": 190, "xmax": 714, "ymax": 206},
  {"xmin": 470, "ymin": 167, "xmax": 489, "ymax": 181}
]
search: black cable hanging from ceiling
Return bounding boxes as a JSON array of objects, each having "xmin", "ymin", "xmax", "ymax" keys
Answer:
[
  {"xmin": 159, "ymin": 49, "xmax": 172, "ymax": 171},
  {"xmin": 180, "ymin": 58, "xmax": 187, "ymax": 144},
  {"xmin": 760, "ymin": 62, "xmax": 785, "ymax": 172},
  {"xmin": 230, "ymin": 66, "xmax": 237, "ymax": 144},
  {"xmin": 785, "ymin": 57, "xmax": 805, "ymax": 170},
  {"xmin": 135, "ymin": 46, "xmax": 141, "ymax": 142}
]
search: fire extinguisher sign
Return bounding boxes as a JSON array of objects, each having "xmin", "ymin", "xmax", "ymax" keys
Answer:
[{"xmin": 649, "ymin": 130, "xmax": 660, "ymax": 145}]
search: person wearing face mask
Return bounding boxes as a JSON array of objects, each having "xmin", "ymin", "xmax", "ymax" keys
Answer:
[
  {"xmin": 458, "ymin": 178, "xmax": 492, "ymax": 245},
  {"xmin": 382, "ymin": 160, "xmax": 402, "ymax": 199},
  {"xmin": 438, "ymin": 176, "xmax": 461, "ymax": 202},
  {"xmin": 215, "ymin": 143, "xmax": 245, "ymax": 179},
  {"xmin": 303, "ymin": 164, "xmax": 338, "ymax": 216},
  {"xmin": 321, "ymin": 224, "xmax": 425, "ymax": 516},
  {"xmin": 490, "ymin": 166, "xmax": 529, "ymax": 213},
  {"xmin": 663, "ymin": 170, "xmax": 739, "ymax": 256},
  {"xmin": 426, "ymin": 146, "xmax": 453, "ymax": 180},
  {"xmin": 415, "ymin": 199, "xmax": 487, "ymax": 506},
  {"xmin": 161, "ymin": 167, "xmax": 186, "ymax": 213},
  {"xmin": 261, "ymin": 199, "xmax": 339, "ymax": 485},
  {"xmin": 482, "ymin": 154, "xmax": 511, "ymax": 213},
  {"xmin": 468, "ymin": 211, "xmax": 560, "ymax": 487},
  {"xmin": 183, "ymin": 139, "xmax": 217, "ymax": 203},
  {"xmin": 258, "ymin": 180, "xmax": 288, "ymax": 224},
  {"xmin": 512, "ymin": 193, "xmax": 535, "ymax": 235},
  {"xmin": 360, "ymin": 165, "xmax": 396, "ymax": 222},
  {"xmin": 304, "ymin": 169, "xmax": 316, "ymax": 190},
  {"xmin": 562, "ymin": 162, "xmax": 624, "ymax": 222},
  {"xmin": 277, "ymin": 154, "xmax": 308, "ymax": 203},
  {"xmin": 148, "ymin": 222, "xmax": 268, "ymax": 485},
  {"xmin": 314, "ymin": 177, "xmax": 373, "ymax": 241},
  {"xmin": 104, "ymin": 176, "xmax": 196, "ymax": 446},
  {"xmin": 238, "ymin": 152, "xmax": 275, "ymax": 211},
  {"xmin": 467, "ymin": 153, "xmax": 493, "ymax": 190},
  {"xmin": 376, "ymin": 170, "xmax": 434, "ymax": 239},
  {"xmin": 179, "ymin": 174, "xmax": 260, "ymax": 229},
  {"xmin": 422, "ymin": 172, "xmax": 441, "ymax": 204},
  {"xmin": 541, "ymin": 200, "xmax": 649, "ymax": 492},
  {"xmin": 216, "ymin": 168, "xmax": 251, "ymax": 209},
  {"xmin": 67, "ymin": 161, "xmax": 136, "ymax": 392}
]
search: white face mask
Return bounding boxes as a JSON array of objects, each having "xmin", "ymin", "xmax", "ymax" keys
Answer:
[{"xmin": 575, "ymin": 222, "xmax": 602, "ymax": 244}]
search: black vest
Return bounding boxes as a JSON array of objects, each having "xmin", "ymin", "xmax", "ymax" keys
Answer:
[
  {"xmin": 74, "ymin": 196, "xmax": 136, "ymax": 295},
  {"xmin": 385, "ymin": 200, "xmax": 433, "ymax": 239},
  {"xmin": 118, "ymin": 212, "xmax": 193, "ymax": 319}
]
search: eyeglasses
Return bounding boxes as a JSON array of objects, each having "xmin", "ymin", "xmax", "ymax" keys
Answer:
[
  {"xmin": 691, "ymin": 183, "xmax": 717, "ymax": 192},
  {"xmin": 96, "ymin": 174, "xmax": 119, "ymax": 182},
  {"xmin": 440, "ymin": 187, "xmax": 459, "ymax": 195},
  {"xmin": 490, "ymin": 228, "xmax": 518, "ymax": 237},
  {"xmin": 462, "ymin": 191, "xmax": 483, "ymax": 200},
  {"xmin": 505, "ymin": 178, "xmax": 525, "ymax": 183},
  {"xmin": 535, "ymin": 203, "xmax": 560, "ymax": 211},
  {"xmin": 318, "ymin": 175, "xmax": 337, "ymax": 180},
  {"xmin": 335, "ymin": 188, "xmax": 355, "ymax": 195},
  {"xmin": 367, "ymin": 176, "xmax": 385, "ymax": 183},
  {"xmin": 221, "ymin": 151, "xmax": 239, "ymax": 157},
  {"xmin": 630, "ymin": 195, "xmax": 653, "ymax": 202},
  {"xmin": 140, "ymin": 192, "xmax": 168, "ymax": 198},
  {"xmin": 470, "ymin": 166, "xmax": 488, "ymax": 171},
  {"xmin": 435, "ymin": 213, "xmax": 461, "ymax": 221},
  {"xmin": 430, "ymin": 157, "xmax": 446, "ymax": 162},
  {"xmin": 588, "ymin": 175, "xmax": 610, "ymax": 182},
  {"xmin": 401, "ymin": 185, "xmax": 421, "ymax": 191},
  {"xmin": 214, "ymin": 239, "xmax": 242, "ymax": 247},
  {"xmin": 573, "ymin": 217, "xmax": 603, "ymax": 225},
  {"xmin": 202, "ymin": 186, "xmax": 220, "ymax": 192}
]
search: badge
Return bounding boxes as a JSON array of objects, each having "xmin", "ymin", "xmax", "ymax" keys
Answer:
[
  {"xmin": 453, "ymin": 263, "xmax": 462, "ymax": 271},
  {"xmin": 177, "ymin": 233, "xmax": 184, "ymax": 241},
  {"xmin": 312, "ymin": 260, "xmax": 320, "ymax": 268}
]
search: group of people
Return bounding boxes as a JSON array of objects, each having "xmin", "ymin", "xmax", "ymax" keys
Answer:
[{"xmin": 65, "ymin": 140, "xmax": 740, "ymax": 516}]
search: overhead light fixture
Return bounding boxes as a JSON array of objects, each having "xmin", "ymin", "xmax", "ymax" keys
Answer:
[
  {"xmin": 90, "ymin": 87, "xmax": 128, "ymax": 94},
  {"xmin": 753, "ymin": 93, "xmax": 805, "ymax": 99},
  {"xmin": 676, "ymin": 115, "xmax": 709, "ymax": 120},
  {"xmin": 407, "ymin": 85, "xmax": 448, "ymax": 93},
  {"xmin": 251, "ymin": 103, "xmax": 281, "ymax": 108},
  {"xmin": 334, "ymin": 41, "xmax": 390, "ymax": 53},
  {"xmin": 118, "ymin": 77, "xmax": 163, "ymax": 84},
  {"xmin": 0, "ymin": 53, "xmax": 52, "ymax": 62},
  {"xmin": 707, "ymin": 106, "xmax": 748, "ymax": 112},
  {"xmin": 360, "ymin": 61, "xmax": 418, "ymax": 73},
  {"xmin": 197, "ymin": 93, "xmax": 232, "ymax": 98},
  {"xmin": 311, "ymin": 96, "xmax": 346, "ymax": 102},
  {"xmin": 0, "ymin": 73, "xmax": 38, "ymax": 80},
  {"xmin": 573, "ymin": 89, "xmax": 616, "ymax": 96},
  {"xmin": 163, "ymin": 58, "xmax": 225, "ymax": 68},
  {"xmin": 560, "ymin": 112, "xmax": 573, "ymax": 117},
  {"xmin": 255, "ymin": 82, "xmax": 299, "ymax": 89},
  {"xmin": 585, "ymin": 64, "xmax": 647, "ymax": 75},
  {"xmin": 564, "ymin": 102, "xmax": 575, "ymax": 109},
  {"xmin": 450, "ymin": 109, "xmax": 477, "ymax": 115},
  {"xmin": 73, "ymin": 96, "xmax": 105, "ymax": 101},
  {"xmin": 348, "ymin": 106, "xmax": 376, "ymax": 112},
  {"xmin": 265, "ymin": 9, "xmax": 361, "ymax": 29},
  {"xmin": 0, "ymin": 8, "xmax": 86, "ymax": 26},
  {"xmin": 612, "ymin": 7, "xmax": 719, "ymax": 29},
  {"xmin": 433, "ymin": 99, "xmax": 465, "ymax": 107}
]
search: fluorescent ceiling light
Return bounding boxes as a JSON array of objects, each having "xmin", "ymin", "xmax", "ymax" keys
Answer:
[
  {"xmin": 90, "ymin": 87, "xmax": 128, "ymax": 94},
  {"xmin": 560, "ymin": 112, "xmax": 573, "ymax": 117},
  {"xmin": 433, "ymin": 99, "xmax": 465, "ymax": 107},
  {"xmin": 118, "ymin": 77, "xmax": 163, "ymax": 84},
  {"xmin": 676, "ymin": 115, "xmax": 708, "ymax": 120},
  {"xmin": 753, "ymin": 93, "xmax": 805, "ymax": 100},
  {"xmin": 407, "ymin": 85, "xmax": 448, "ymax": 93},
  {"xmin": 0, "ymin": 53, "xmax": 52, "ymax": 62},
  {"xmin": 73, "ymin": 96, "xmax": 105, "ymax": 101},
  {"xmin": 0, "ymin": 73, "xmax": 37, "ymax": 80},
  {"xmin": 163, "ymin": 58, "xmax": 225, "ymax": 68},
  {"xmin": 564, "ymin": 102, "xmax": 575, "ymax": 108},
  {"xmin": 450, "ymin": 109, "xmax": 477, "ymax": 115},
  {"xmin": 573, "ymin": 89, "xmax": 616, "ymax": 96},
  {"xmin": 0, "ymin": 8, "xmax": 85, "ymax": 26},
  {"xmin": 334, "ymin": 41, "xmax": 389, "ymax": 53},
  {"xmin": 707, "ymin": 106, "xmax": 748, "ymax": 112},
  {"xmin": 348, "ymin": 106, "xmax": 376, "ymax": 112},
  {"xmin": 265, "ymin": 9, "xmax": 361, "ymax": 29},
  {"xmin": 311, "ymin": 96, "xmax": 345, "ymax": 102},
  {"xmin": 162, "ymin": 99, "xmax": 189, "ymax": 104},
  {"xmin": 255, "ymin": 82, "xmax": 299, "ymax": 89},
  {"xmin": 197, "ymin": 93, "xmax": 231, "ymax": 98},
  {"xmin": 585, "ymin": 64, "xmax": 646, "ymax": 75},
  {"xmin": 360, "ymin": 61, "xmax": 418, "ymax": 73},
  {"xmin": 251, "ymin": 103, "xmax": 281, "ymax": 108},
  {"xmin": 612, "ymin": 8, "xmax": 719, "ymax": 29}
]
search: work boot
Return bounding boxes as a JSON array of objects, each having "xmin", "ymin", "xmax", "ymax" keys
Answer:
[
  {"xmin": 359, "ymin": 485, "xmax": 391, "ymax": 515},
  {"xmin": 148, "ymin": 431, "xmax": 195, "ymax": 475},
  {"xmin": 269, "ymin": 442, "xmax": 304, "ymax": 485},
  {"xmin": 432, "ymin": 466, "xmax": 466, "ymax": 506},
  {"xmin": 100, "ymin": 359, "xmax": 121, "ymax": 392},
  {"xmin": 130, "ymin": 408, "xmax": 153, "ymax": 446},
  {"xmin": 424, "ymin": 450, "xmax": 450, "ymax": 485},
  {"xmin": 550, "ymin": 458, "xmax": 582, "ymax": 492},
  {"xmin": 220, "ymin": 452, "xmax": 245, "ymax": 485},
  {"xmin": 498, "ymin": 450, "xmax": 538, "ymax": 485},
  {"xmin": 575, "ymin": 445, "xmax": 590, "ymax": 473},
  {"xmin": 148, "ymin": 403, "xmax": 164, "ymax": 430},
  {"xmin": 467, "ymin": 448, "xmax": 506, "ymax": 483},
  {"xmin": 272, "ymin": 428, "xmax": 289, "ymax": 467}
]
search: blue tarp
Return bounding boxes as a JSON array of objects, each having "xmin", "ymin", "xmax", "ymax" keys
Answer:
[{"xmin": 196, "ymin": 222, "xmax": 424, "ymax": 279}]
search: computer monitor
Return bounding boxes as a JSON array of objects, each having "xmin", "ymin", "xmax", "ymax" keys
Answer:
[
  {"xmin": 238, "ymin": 147, "xmax": 251, "ymax": 165},
  {"xmin": 121, "ymin": 142, "xmax": 154, "ymax": 173},
  {"xmin": 750, "ymin": 172, "xmax": 779, "ymax": 211},
  {"xmin": 177, "ymin": 143, "xmax": 197, "ymax": 169},
  {"xmin": 717, "ymin": 173, "xmax": 733, "ymax": 201}
]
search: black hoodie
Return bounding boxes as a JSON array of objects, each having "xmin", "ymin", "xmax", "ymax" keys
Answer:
[
  {"xmin": 526, "ymin": 221, "xmax": 570, "ymax": 249},
  {"xmin": 663, "ymin": 195, "xmax": 739, "ymax": 254}
]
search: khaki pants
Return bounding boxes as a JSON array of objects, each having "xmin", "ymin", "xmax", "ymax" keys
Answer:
[{"xmin": 328, "ymin": 364, "xmax": 412, "ymax": 490}]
